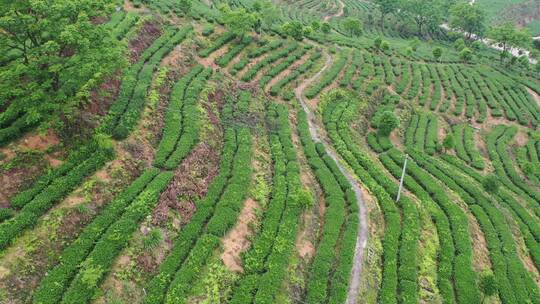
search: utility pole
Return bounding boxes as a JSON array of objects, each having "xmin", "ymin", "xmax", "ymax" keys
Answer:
[{"xmin": 396, "ymin": 154, "xmax": 408, "ymax": 202}]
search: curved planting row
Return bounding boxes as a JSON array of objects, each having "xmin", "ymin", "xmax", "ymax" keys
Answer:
[
  {"xmin": 154, "ymin": 65, "xmax": 212, "ymax": 169},
  {"xmin": 162, "ymin": 126, "xmax": 251, "ymax": 304},
  {"xmin": 143, "ymin": 92, "xmax": 253, "ymax": 304},
  {"xmin": 198, "ymin": 31, "xmax": 236, "ymax": 58},
  {"xmin": 321, "ymin": 91, "xmax": 420, "ymax": 304},
  {"xmin": 56, "ymin": 171, "xmax": 174, "ymax": 304},
  {"xmin": 351, "ymin": 52, "xmax": 373, "ymax": 91},
  {"xmin": 102, "ymin": 25, "xmax": 192, "ymax": 139},
  {"xmin": 404, "ymin": 113, "xmax": 438, "ymax": 155},
  {"xmin": 451, "ymin": 124, "xmax": 485, "ymax": 170},
  {"xmin": 216, "ymin": 36, "xmax": 252, "ymax": 68},
  {"xmin": 259, "ymin": 45, "xmax": 310, "ymax": 87},
  {"xmin": 340, "ymin": 50, "xmax": 362, "ymax": 87},
  {"xmin": 240, "ymin": 42, "xmax": 299, "ymax": 82},
  {"xmin": 517, "ymin": 139, "xmax": 540, "ymax": 185},
  {"xmin": 0, "ymin": 110, "xmax": 35, "ymax": 147},
  {"xmin": 399, "ymin": 149, "xmax": 540, "ymax": 304},
  {"xmin": 230, "ymin": 40, "xmax": 282, "ymax": 75},
  {"xmin": 32, "ymin": 168, "xmax": 161, "ymax": 304},
  {"xmin": 230, "ymin": 103, "xmax": 301, "ymax": 304},
  {"xmin": 304, "ymin": 49, "xmax": 349, "ymax": 99},
  {"xmin": 376, "ymin": 148, "xmax": 478, "ymax": 304},
  {"xmin": 296, "ymin": 105, "xmax": 359, "ymax": 303},
  {"xmin": 487, "ymin": 126, "xmax": 540, "ymax": 216},
  {"xmin": 269, "ymin": 51, "xmax": 322, "ymax": 97},
  {"xmin": 439, "ymin": 154, "xmax": 540, "ymax": 270},
  {"xmin": 0, "ymin": 140, "xmax": 114, "ymax": 251}
]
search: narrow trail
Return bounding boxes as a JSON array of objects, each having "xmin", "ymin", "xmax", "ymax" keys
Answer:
[
  {"xmin": 324, "ymin": 0, "xmax": 345, "ymax": 22},
  {"xmin": 294, "ymin": 50, "xmax": 368, "ymax": 304}
]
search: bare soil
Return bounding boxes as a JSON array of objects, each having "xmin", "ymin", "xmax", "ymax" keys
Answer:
[
  {"xmin": 152, "ymin": 143, "xmax": 220, "ymax": 225},
  {"xmin": 221, "ymin": 199, "xmax": 259, "ymax": 272},
  {"xmin": 129, "ymin": 21, "xmax": 162, "ymax": 63},
  {"xmin": 526, "ymin": 87, "xmax": 540, "ymax": 107}
]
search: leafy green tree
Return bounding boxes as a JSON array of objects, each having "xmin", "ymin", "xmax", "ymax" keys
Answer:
[
  {"xmin": 471, "ymin": 40, "xmax": 483, "ymax": 50},
  {"xmin": 449, "ymin": 2, "xmax": 486, "ymax": 39},
  {"xmin": 281, "ymin": 21, "xmax": 305, "ymax": 40},
  {"xmin": 409, "ymin": 37, "xmax": 421, "ymax": 51},
  {"xmin": 401, "ymin": 0, "xmax": 444, "ymax": 36},
  {"xmin": 378, "ymin": 111, "xmax": 399, "ymax": 136},
  {"xmin": 433, "ymin": 47, "xmax": 443, "ymax": 61},
  {"xmin": 220, "ymin": 6, "xmax": 257, "ymax": 38},
  {"xmin": 177, "ymin": 0, "xmax": 192, "ymax": 16},
  {"xmin": 483, "ymin": 175, "xmax": 500, "ymax": 193},
  {"xmin": 479, "ymin": 273, "xmax": 497, "ymax": 303},
  {"xmin": 374, "ymin": 36, "xmax": 383, "ymax": 49},
  {"xmin": 342, "ymin": 17, "xmax": 363, "ymax": 36},
  {"xmin": 454, "ymin": 38, "xmax": 466, "ymax": 51},
  {"xmin": 256, "ymin": 1, "xmax": 279, "ymax": 30},
  {"xmin": 381, "ymin": 41, "xmax": 390, "ymax": 51},
  {"xmin": 321, "ymin": 22, "xmax": 331, "ymax": 34},
  {"xmin": 406, "ymin": 47, "xmax": 413, "ymax": 56},
  {"xmin": 459, "ymin": 47, "xmax": 473, "ymax": 62},
  {"xmin": 488, "ymin": 22, "xmax": 530, "ymax": 61},
  {"xmin": 443, "ymin": 133, "xmax": 455, "ymax": 151},
  {"xmin": 0, "ymin": 0, "xmax": 123, "ymax": 129},
  {"xmin": 373, "ymin": 0, "xmax": 399, "ymax": 30},
  {"xmin": 311, "ymin": 20, "xmax": 321, "ymax": 31}
]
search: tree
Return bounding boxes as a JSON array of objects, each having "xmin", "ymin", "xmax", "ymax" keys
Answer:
[
  {"xmin": 454, "ymin": 38, "xmax": 466, "ymax": 51},
  {"xmin": 311, "ymin": 20, "xmax": 321, "ymax": 31},
  {"xmin": 443, "ymin": 134, "xmax": 455, "ymax": 151},
  {"xmin": 378, "ymin": 111, "xmax": 399, "ymax": 136},
  {"xmin": 449, "ymin": 2, "xmax": 486, "ymax": 39},
  {"xmin": 488, "ymin": 22, "xmax": 530, "ymax": 62},
  {"xmin": 373, "ymin": 0, "xmax": 399, "ymax": 30},
  {"xmin": 0, "ymin": 0, "xmax": 123, "ymax": 129},
  {"xmin": 459, "ymin": 47, "xmax": 473, "ymax": 62},
  {"xmin": 321, "ymin": 22, "xmax": 331, "ymax": 34},
  {"xmin": 471, "ymin": 40, "xmax": 483, "ymax": 50},
  {"xmin": 401, "ymin": 0, "xmax": 444, "ymax": 37},
  {"xmin": 281, "ymin": 21, "xmax": 305, "ymax": 40},
  {"xmin": 479, "ymin": 274, "xmax": 497, "ymax": 303},
  {"xmin": 220, "ymin": 6, "xmax": 257, "ymax": 38},
  {"xmin": 374, "ymin": 37, "xmax": 383, "ymax": 49},
  {"xmin": 256, "ymin": 1, "xmax": 279, "ymax": 30},
  {"xmin": 177, "ymin": 0, "xmax": 192, "ymax": 16},
  {"xmin": 483, "ymin": 175, "xmax": 500, "ymax": 193},
  {"xmin": 433, "ymin": 47, "xmax": 443, "ymax": 61},
  {"xmin": 409, "ymin": 37, "xmax": 421, "ymax": 51},
  {"xmin": 342, "ymin": 17, "xmax": 363, "ymax": 36}
]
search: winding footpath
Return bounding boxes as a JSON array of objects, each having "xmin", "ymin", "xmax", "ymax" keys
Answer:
[{"xmin": 294, "ymin": 50, "xmax": 368, "ymax": 304}]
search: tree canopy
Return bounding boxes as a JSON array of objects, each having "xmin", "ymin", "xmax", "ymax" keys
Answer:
[
  {"xmin": 488, "ymin": 22, "xmax": 531, "ymax": 53},
  {"xmin": 342, "ymin": 17, "xmax": 363, "ymax": 37},
  {"xmin": 449, "ymin": 2, "xmax": 486, "ymax": 39},
  {"xmin": 220, "ymin": 6, "xmax": 258, "ymax": 38},
  {"xmin": 0, "ymin": 0, "xmax": 123, "ymax": 129}
]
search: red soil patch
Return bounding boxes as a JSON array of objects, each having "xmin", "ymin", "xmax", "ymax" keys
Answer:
[
  {"xmin": 87, "ymin": 73, "xmax": 123, "ymax": 116},
  {"xmin": 19, "ymin": 130, "xmax": 59, "ymax": 152},
  {"xmin": 152, "ymin": 143, "xmax": 220, "ymax": 225},
  {"xmin": 129, "ymin": 21, "xmax": 162, "ymax": 63},
  {"xmin": 221, "ymin": 198, "xmax": 259, "ymax": 272}
]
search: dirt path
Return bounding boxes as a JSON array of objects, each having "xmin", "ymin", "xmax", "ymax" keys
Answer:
[
  {"xmin": 324, "ymin": 0, "xmax": 345, "ymax": 22},
  {"xmin": 294, "ymin": 49, "xmax": 368, "ymax": 304},
  {"xmin": 525, "ymin": 87, "xmax": 540, "ymax": 107}
]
